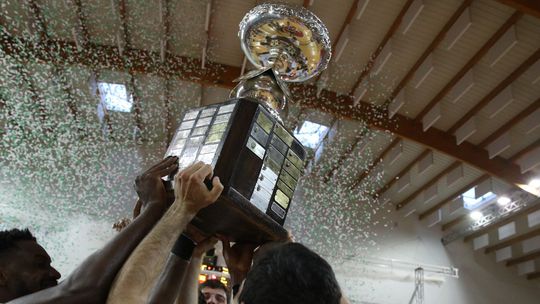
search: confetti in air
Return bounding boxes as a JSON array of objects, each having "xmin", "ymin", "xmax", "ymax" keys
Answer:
[{"xmin": 0, "ymin": 1, "xmax": 398, "ymax": 290}]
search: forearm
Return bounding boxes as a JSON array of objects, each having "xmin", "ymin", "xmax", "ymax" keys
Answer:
[
  {"xmin": 175, "ymin": 255, "xmax": 203, "ymax": 304},
  {"xmin": 147, "ymin": 254, "xmax": 190, "ymax": 304},
  {"xmin": 107, "ymin": 200, "xmax": 195, "ymax": 303}
]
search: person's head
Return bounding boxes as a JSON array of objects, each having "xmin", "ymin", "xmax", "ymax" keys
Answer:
[
  {"xmin": 0, "ymin": 229, "xmax": 61, "ymax": 301},
  {"xmin": 200, "ymin": 279, "xmax": 228, "ymax": 304},
  {"xmin": 239, "ymin": 243, "xmax": 342, "ymax": 304}
]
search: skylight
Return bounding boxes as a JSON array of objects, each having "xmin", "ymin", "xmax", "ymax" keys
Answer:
[
  {"xmin": 293, "ymin": 121, "xmax": 329, "ymax": 149},
  {"xmin": 462, "ymin": 187, "xmax": 496, "ymax": 210},
  {"xmin": 97, "ymin": 82, "xmax": 133, "ymax": 113}
]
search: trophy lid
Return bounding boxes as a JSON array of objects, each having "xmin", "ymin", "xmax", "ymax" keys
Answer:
[{"xmin": 239, "ymin": 3, "xmax": 331, "ymax": 83}]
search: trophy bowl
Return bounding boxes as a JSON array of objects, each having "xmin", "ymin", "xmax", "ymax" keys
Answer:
[{"xmin": 239, "ymin": 3, "xmax": 331, "ymax": 83}]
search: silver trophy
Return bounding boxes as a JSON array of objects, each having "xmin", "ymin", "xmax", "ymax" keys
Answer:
[
  {"xmin": 231, "ymin": 3, "xmax": 331, "ymax": 119},
  {"xmin": 165, "ymin": 3, "xmax": 331, "ymax": 242}
]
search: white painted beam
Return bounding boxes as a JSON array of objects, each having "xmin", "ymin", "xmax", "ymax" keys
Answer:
[
  {"xmin": 445, "ymin": 8, "xmax": 472, "ymax": 50},
  {"xmin": 388, "ymin": 90, "xmax": 405, "ymax": 118},
  {"xmin": 373, "ymin": 39, "xmax": 393, "ymax": 75},
  {"xmin": 422, "ymin": 102, "xmax": 441, "ymax": 131},
  {"xmin": 485, "ymin": 26, "xmax": 518, "ymax": 67},
  {"xmin": 521, "ymin": 108, "xmax": 540, "ymax": 134},
  {"xmin": 455, "ymin": 116, "xmax": 477, "ymax": 145},
  {"xmin": 447, "ymin": 69, "xmax": 475, "ymax": 104},
  {"xmin": 417, "ymin": 150, "xmax": 434, "ymax": 175},
  {"xmin": 447, "ymin": 164, "xmax": 464, "ymax": 187},
  {"xmin": 484, "ymin": 86, "xmax": 514, "ymax": 119},
  {"xmin": 414, "ymin": 54, "xmax": 434, "ymax": 88},
  {"xmin": 487, "ymin": 132, "xmax": 511, "ymax": 159},
  {"xmin": 400, "ymin": 0, "xmax": 424, "ymax": 35},
  {"xmin": 517, "ymin": 147, "xmax": 540, "ymax": 173}
]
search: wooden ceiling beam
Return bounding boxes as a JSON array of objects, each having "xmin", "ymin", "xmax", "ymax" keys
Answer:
[
  {"xmin": 315, "ymin": 0, "xmax": 361, "ymax": 82},
  {"xmin": 463, "ymin": 201, "xmax": 540, "ymax": 242},
  {"xmin": 479, "ymin": 96, "xmax": 540, "ymax": 147},
  {"xmin": 484, "ymin": 226, "xmax": 540, "ymax": 254},
  {"xmin": 374, "ymin": 149, "xmax": 431, "ymax": 197},
  {"xmin": 527, "ymin": 271, "xmax": 540, "ymax": 280},
  {"xmin": 322, "ymin": 128, "xmax": 370, "ymax": 183},
  {"xmin": 396, "ymin": 161, "xmax": 461, "ymax": 209},
  {"xmin": 415, "ymin": 11, "xmax": 523, "ymax": 120},
  {"xmin": 349, "ymin": 0, "xmax": 415, "ymax": 95},
  {"xmin": 72, "ymin": 0, "xmax": 90, "ymax": 46},
  {"xmin": 385, "ymin": 0, "xmax": 473, "ymax": 104},
  {"xmin": 26, "ymin": 0, "xmax": 48, "ymax": 42},
  {"xmin": 506, "ymin": 250, "xmax": 540, "ymax": 267},
  {"xmin": 497, "ymin": 0, "xmax": 540, "ymax": 19},
  {"xmin": 2, "ymin": 32, "xmax": 535, "ymax": 196},
  {"xmin": 418, "ymin": 175, "xmax": 489, "ymax": 220},
  {"xmin": 350, "ymin": 138, "xmax": 400, "ymax": 189},
  {"xmin": 448, "ymin": 48, "xmax": 540, "ymax": 134}
]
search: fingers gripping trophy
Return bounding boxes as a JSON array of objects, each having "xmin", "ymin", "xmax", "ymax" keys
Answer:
[{"xmin": 164, "ymin": 3, "xmax": 331, "ymax": 243}]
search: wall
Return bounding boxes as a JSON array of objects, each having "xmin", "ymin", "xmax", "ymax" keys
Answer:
[{"xmin": 331, "ymin": 206, "xmax": 540, "ymax": 304}]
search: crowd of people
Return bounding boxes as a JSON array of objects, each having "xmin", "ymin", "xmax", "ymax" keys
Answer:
[{"xmin": 0, "ymin": 156, "xmax": 348, "ymax": 303}]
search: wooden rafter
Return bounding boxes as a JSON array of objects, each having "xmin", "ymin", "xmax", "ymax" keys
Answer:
[
  {"xmin": 396, "ymin": 162, "xmax": 461, "ymax": 209},
  {"xmin": 314, "ymin": 0, "xmax": 361, "ymax": 82},
  {"xmin": 497, "ymin": 0, "xmax": 540, "ymax": 18},
  {"xmin": 527, "ymin": 271, "xmax": 540, "ymax": 280},
  {"xmin": 448, "ymin": 48, "xmax": 540, "ymax": 134},
  {"xmin": 375, "ymin": 149, "xmax": 431, "ymax": 197},
  {"xmin": 419, "ymin": 137, "xmax": 540, "ymax": 220},
  {"xmin": 510, "ymin": 138, "xmax": 540, "ymax": 163},
  {"xmin": 26, "ymin": 0, "xmax": 48, "ymax": 42},
  {"xmin": 349, "ymin": 0, "xmax": 415, "ymax": 95},
  {"xmin": 484, "ymin": 226, "xmax": 540, "ymax": 254},
  {"xmin": 463, "ymin": 202, "xmax": 540, "ymax": 242},
  {"xmin": 479, "ymin": 96, "xmax": 540, "ymax": 147},
  {"xmin": 385, "ymin": 0, "xmax": 473, "ymax": 105},
  {"xmin": 398, "ymin": 96, "xmax": 540, "ymax": 211},
  {"xmin": 72, "ymin": 0, "xmax": 90, "ymax": 46},
  {"xmin": 441, "ymin": 213, "xmax": 467, "ymax": 231},
  {"xmin": 350, "ymin": 137, "xmax": 400, "ymax": 189},
  {"xmin": 2, "ymin": 32, "xmax": 536, "ymax": 196},
  {"xmin": 418, "ymin": 175, "xmax": 489, "ymax": 220},
  {"xmin": 415, "ymin": 11, "xmax": 523, "ymax": 120},
  {"xmin": 322, "ymin": 128, "xmax": 370, "ymax": 183},
  {"xmin": 506, "ymin": 250, "xmax": 540, "ymax": 267}
]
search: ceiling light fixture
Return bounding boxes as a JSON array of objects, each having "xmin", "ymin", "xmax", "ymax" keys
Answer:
[
  {"xmin": 497, "ymin": 196, "xmax": 511, "ymax": 206},
  {"xmin": 470, "ymin": 211, "xmax": 483, "ymax": 221},
  {"xmin": 529, "ymin": 179, "xmax": 540, "ymax": 189}
]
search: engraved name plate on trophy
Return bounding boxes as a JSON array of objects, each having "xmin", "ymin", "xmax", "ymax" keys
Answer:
[{"xmin": 165, "ymin": 3, "xmax": 331, "ymax": 243}]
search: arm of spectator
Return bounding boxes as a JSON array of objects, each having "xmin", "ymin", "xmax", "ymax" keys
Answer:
[
  {"xmin": 8, "ymin": 157, "xmax": 179, "ymax": 304},
  {"xmin": 220, "ymin": 239, "xmax": 258, "ymax": 291},
  {"xmin": 146, "ymin": 233, "xmax": 204, "ymax": 304},
  {"xmin": 175, "ymin": 236, "xmax": 217, "ymax": 304},
  {"xmin": 107, "ymin": 162, "xmax": 223, "ymax": 304}
]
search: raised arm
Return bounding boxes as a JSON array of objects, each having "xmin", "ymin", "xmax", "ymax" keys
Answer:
[
  {"xmin": 175, "ymin": 237, "xmax": 217, "ymax": 304},
  {"xmin": 9, "ymin": 157, "xmax": 179, "ymax": 304},
  {"xmin": 107, "ymin": 162, "xmax": 223, "ymax": 304}
]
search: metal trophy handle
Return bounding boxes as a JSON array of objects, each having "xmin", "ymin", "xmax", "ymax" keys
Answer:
[{"xmin": 231, "ymin": 3, "xmax": 332, "ymax": 118}]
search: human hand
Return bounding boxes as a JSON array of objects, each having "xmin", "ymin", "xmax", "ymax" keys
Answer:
[
  {"xmin": 220, "ymin": 237, "xmax": 258, "ymax": 285},
  {"xmin": 193, "ymin": 236, "xmax": 218, "ymax": 258},
  {"xmin": 173, "ymin": 161, "xmax": 224, "ymax": 214},
  {"xmin": 134, "ymin": 156, "xmax": 178, "ymax": 212}
]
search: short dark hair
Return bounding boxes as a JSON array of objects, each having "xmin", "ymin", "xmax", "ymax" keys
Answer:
[
  {"xmin": 0, "ymin": 228, "xmax": 36, "ymax": 252},
  {"xmin": 239, "ymin": 243, "xmax": 342, "ymax": 304},
  {"xmin": 200, "ymin": 279, "xmax": 229, "ymax": 298}
]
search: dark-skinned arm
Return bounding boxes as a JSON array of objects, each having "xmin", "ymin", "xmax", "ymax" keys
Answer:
[{"xmin": 8, "ymin": 157, "xmax": 179, "ymax": 304}]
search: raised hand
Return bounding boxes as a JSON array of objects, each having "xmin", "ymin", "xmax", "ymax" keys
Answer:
[
  {"xmin": 134, "ymin": 156, "xmax": 179, "ymax": 212},
  {"xmin": 220, "ymin": 237, "xmax": 258, "ymax": 286},
  {"xmin": 173, "ymin": 161, "xmax": 224, "ymax": 214}
]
